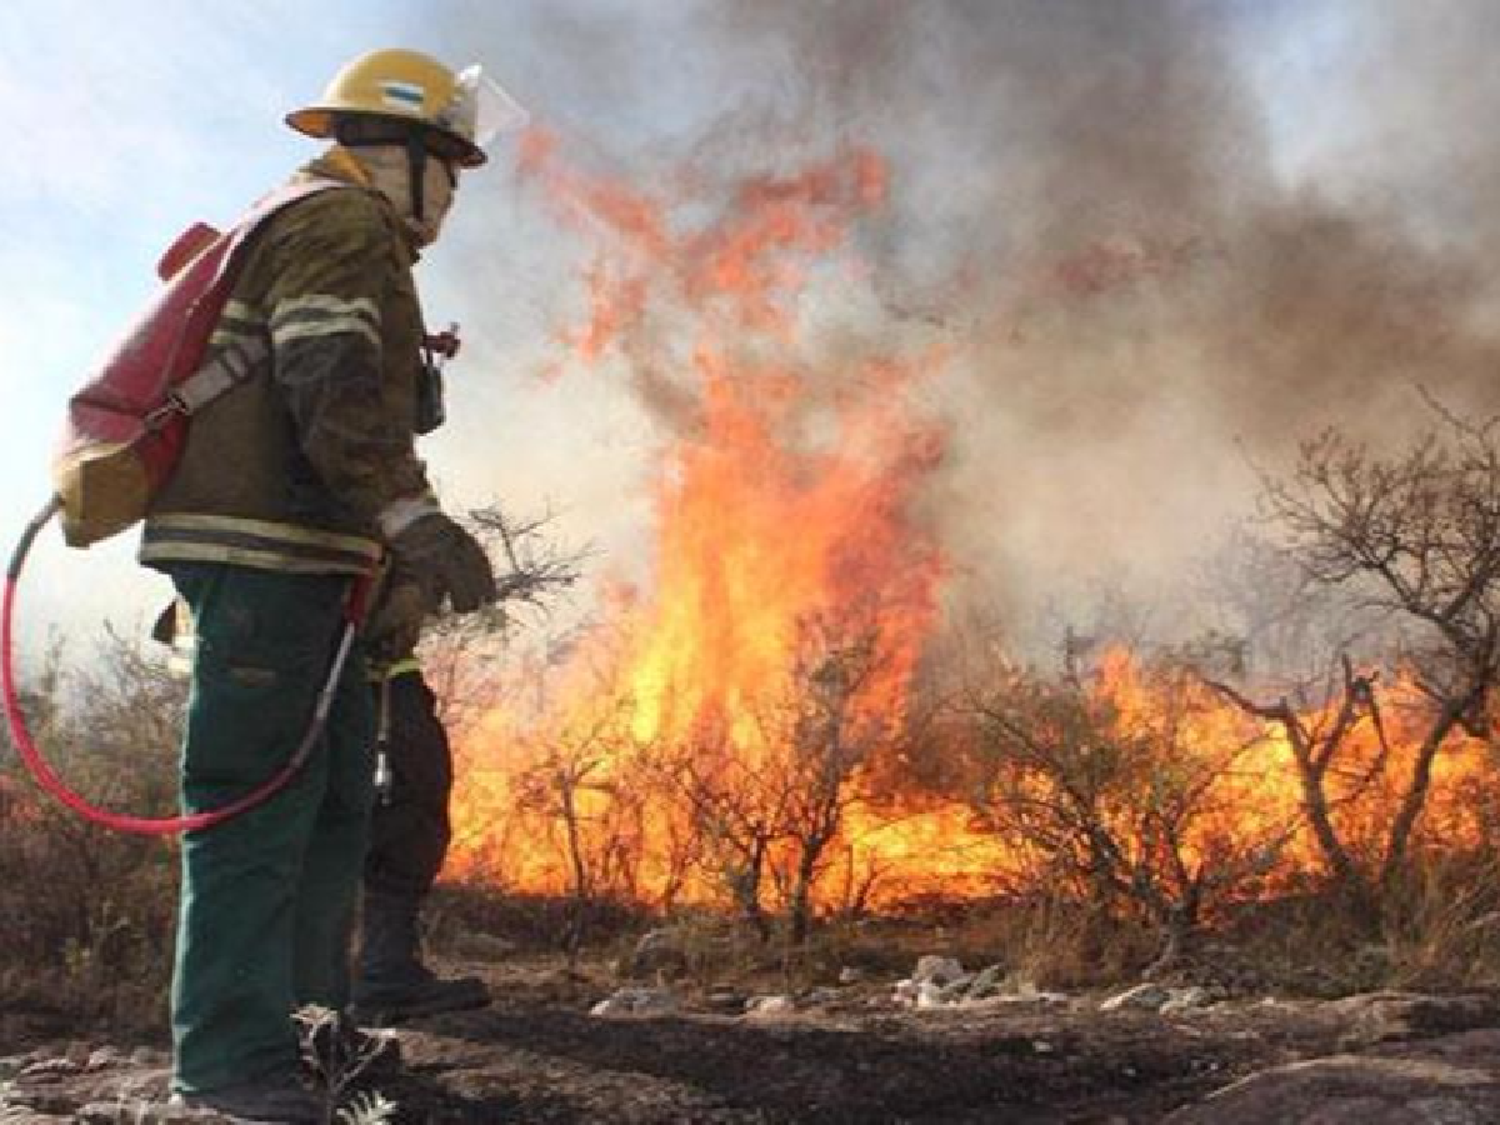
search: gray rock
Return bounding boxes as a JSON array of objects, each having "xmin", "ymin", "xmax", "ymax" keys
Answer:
[
  {"xmin": 704, "ymin": 989, "xmax": 746, "ymax": 1013},
  {"xmin": 937, "ymin": 974, "xmax": 978, "ymax": 1003},
  {"xmin": 1099, "ymin": 983, "xmax": 1174, "ymax": 1012},
  {"xmin": 745, "ymin": 995, "xmax": 797, "ymax": 1017},
  {"xmin": 1165, "ymin": 1028, "xmax": 1500, "ymax": 1124},
  {"xmin": 913, "ymin": 982, "xmax": 946, "ymax": 1010},
  {"xmin": 967, "ymin": 982, "xmax": 1071, "ymax": 1007},
  {"xmin": 1160, "ymin": 986, "xmax": 1212, "ymax": 1014},
  {"xmin": 17, "ymin": 1058, "xmax": 79, "ymax": 1080},
  {"xmin": 911, "ymin": 955, "xmax": 966, "ymax": 986},
  {"xmin": 77, "ymin": 1102, "xmax": 146, "ymax": 1124},
  {"xmin": 589, "ymin": 985, "xmax": 681, "ymax": 1017},
  {"xmin": 963, "ymin": 964, "xmax": 1007, "ymax": 1000},
  {"xmin": 83, "ymin": 1049, "xmax": 124, "ymax": 1073},
  {"xmin": 1331, "ymin": 992, "xmax": 1500, "ymax": 1048}
]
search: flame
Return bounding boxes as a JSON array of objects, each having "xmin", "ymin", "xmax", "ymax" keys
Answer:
[{"xmin": 444, "ymin": 134, "xmax": 1499, "ymax": 915}]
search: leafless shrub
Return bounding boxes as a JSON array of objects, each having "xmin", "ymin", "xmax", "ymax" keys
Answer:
[
  {"xmin": 764, "ymin": 615, "xmax": 899, "ymax": 943},
  {"xmin": 654, "ymin": 715, "xmax": 784, "ymax": 940},
  {"xmin": 422, "ymin": 503, "xmax": 590, "ymax": 736},
  {"xmin": 646, "ymin": 610, "xmax": 907, "ymax": 943},
  {"xmin": 957, "ymin": 653, "xmax": 1295, "ymax": 966},
  {"xmin": 0, "ymin": 627, "xmax": 183, "ymax": 1028}
]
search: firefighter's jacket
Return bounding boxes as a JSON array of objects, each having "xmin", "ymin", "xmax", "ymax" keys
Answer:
[{"xmin": 140, "ymin": 150, "xmax": 432, "ymax": 576}]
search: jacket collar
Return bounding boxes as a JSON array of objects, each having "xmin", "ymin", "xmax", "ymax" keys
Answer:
[
  {"xmin": 300, "ymin": 146, "xmax": 375, "ymax": 188},
  {"xmin": 294, "ymin": 147, "xmax": 423, "ymax": 259}
]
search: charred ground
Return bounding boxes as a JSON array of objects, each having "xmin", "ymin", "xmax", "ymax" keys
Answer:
[{"xmin": 7, "ymin": 937, "xmax": 1500, "ymax": 1124}]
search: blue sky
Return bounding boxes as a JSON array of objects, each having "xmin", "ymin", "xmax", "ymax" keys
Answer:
[
  {"xmin": 3, "ymin": 1, "xmax": 1487, "ymax": 661},
  {"xmin": 0, "ymin": 0, "xmax": 624, "ymax": 650}
]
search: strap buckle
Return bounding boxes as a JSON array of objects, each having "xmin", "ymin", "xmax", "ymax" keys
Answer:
[{"xmin": 143, "ymin": 391, "xmax": 190, "ymax": 431}]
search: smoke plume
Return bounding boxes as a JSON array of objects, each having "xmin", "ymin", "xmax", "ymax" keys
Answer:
[{"xmin": 434, "ymin": 1, "xmax": 1500, "ymax": 650}]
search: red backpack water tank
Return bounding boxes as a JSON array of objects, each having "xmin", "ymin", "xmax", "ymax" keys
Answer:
[{"xmin": 52, "ymin": 179, "xmax": 343, "ymax": 548}]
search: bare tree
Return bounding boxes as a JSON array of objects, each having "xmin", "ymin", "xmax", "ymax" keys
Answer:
[
  {"xmin": 1237, "ymin": 407, "xmax": 1500, "ymax": 898},
  {"xmin": 628, "ymin": 736, "xmax": 705, "ymax": 915},
  {"xmin": 655, "ymin": 716, "xmax": 786, "ymax": 940},
  {"xmin": 510, "ymin": 696, "xmax": 651, "ymax": 955},
  {"xmin": 1193, "ymin": 528, "xmax": 1360, "ymax": 680},
  {"xmin": 1207, "ymin": 656, "xmax": 1390, "ymax": 912},
  {"xmin": 767, "ymin": 616, "xmax": 895, "ymax": 944}
]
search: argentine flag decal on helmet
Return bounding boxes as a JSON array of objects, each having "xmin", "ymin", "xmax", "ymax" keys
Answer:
[{"xmin": 379, "ymin": 80, "xmax": 426, "ymax": 111}]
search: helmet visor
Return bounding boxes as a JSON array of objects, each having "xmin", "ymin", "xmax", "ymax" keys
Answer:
[{"xmin": 447, "ymin": 65, "xmax": 530, "ymax": 149}]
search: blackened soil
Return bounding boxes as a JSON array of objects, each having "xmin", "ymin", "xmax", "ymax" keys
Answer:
[{"xmin": 0, "ymin": 959, "xmax": 1438, "ymax": 1124}]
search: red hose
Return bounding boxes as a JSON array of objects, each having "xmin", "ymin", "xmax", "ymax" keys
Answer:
[{"xmin": 2, "ymin": 498, "xmax": 347, "ymax": 835}]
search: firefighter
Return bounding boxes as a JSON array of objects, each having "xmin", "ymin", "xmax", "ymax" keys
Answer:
[
  {"xmin": 354, "ymin": 523, "xmax": 491, "ymax": 1020},
  {"xmin": 151, "ymin": 49, "xmax": 520, "ymax": 1123}
]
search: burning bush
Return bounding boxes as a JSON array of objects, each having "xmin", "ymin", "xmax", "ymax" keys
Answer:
[{"xmin": 953, "ymin": 650, "xmax": 1296, "ymax": 965}]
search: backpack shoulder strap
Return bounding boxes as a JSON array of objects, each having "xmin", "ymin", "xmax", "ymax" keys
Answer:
[{"xmin": 171, "ymin": 179, "xmax": 355, "ymax": 416}]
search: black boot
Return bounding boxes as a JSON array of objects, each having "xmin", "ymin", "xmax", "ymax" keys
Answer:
[{"xmin": 352, "ymin": 891, "xmax": 490, "ymax": 1026}]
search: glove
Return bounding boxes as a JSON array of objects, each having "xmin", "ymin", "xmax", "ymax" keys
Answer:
[
  {"xmin": 387, "ymin": 512, "xmax": 498, "ymax": 614},
  {"xmin": 364, "ymin": 579, "xmax": 429, "ymax": 661}
]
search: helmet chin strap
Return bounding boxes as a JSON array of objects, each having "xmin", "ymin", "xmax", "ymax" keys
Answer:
[
  {"xmin": 333, "ymin": 118, "xmax": 429, "ymax": 228},
  {"xmin": 405, "ymin": 132, "xmax": 429, "ymax": 226}
]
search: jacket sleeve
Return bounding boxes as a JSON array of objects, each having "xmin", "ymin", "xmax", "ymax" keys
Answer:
[{"xmin": 261, "ymin": 190, "xmax": 432, "ymax": 529}]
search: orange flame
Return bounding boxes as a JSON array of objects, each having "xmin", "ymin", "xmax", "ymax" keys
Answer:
[
  {"xmin": 449, "ymin": 134, "xmax": 951, "ymax": 903},
  {"xmin": 444, "ymin": 135, "xmax": 1499, "ymax": 915}
]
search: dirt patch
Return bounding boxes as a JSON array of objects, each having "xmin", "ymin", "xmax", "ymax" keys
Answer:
[{"xmin": 4, "ymin": 958, "xmax": 1499, "ymax": 1123}]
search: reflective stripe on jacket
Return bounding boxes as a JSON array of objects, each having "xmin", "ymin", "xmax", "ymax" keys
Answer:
[
  {"xmin": 141, "ymin": 150, "xmax": 432, "ymax": 576},
  {"xmin": 369, "ymin": 654, "xmax": 423, "ymax": 682}
]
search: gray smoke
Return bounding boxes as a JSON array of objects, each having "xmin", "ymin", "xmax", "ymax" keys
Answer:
[{"xmin": 429, "ymin": 1, "xmax": 1500, "ymax": 653}]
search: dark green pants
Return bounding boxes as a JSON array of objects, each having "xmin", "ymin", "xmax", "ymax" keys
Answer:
[{"xmin": 165, "ymin": 563, "xmax": 374, "ymax": 1094}]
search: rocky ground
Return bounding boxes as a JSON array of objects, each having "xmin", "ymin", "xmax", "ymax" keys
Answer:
[{"xmin": 5, "ymin": 953, "xmax": 1500, "ymax": 1123}]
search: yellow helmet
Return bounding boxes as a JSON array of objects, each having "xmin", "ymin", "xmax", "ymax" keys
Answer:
[{"xmin": 286, "ymin": 48, "xmax": 527, "ymax": 169}]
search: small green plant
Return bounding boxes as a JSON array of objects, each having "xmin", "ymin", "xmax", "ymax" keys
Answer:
[
  {"xmin": 293, "ymin": 1004, "xmax": 399, "ymax": 1124},
  {"xmin": 337, "ymin": 1089, "xmax": 399, "ymax": 1124}
]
